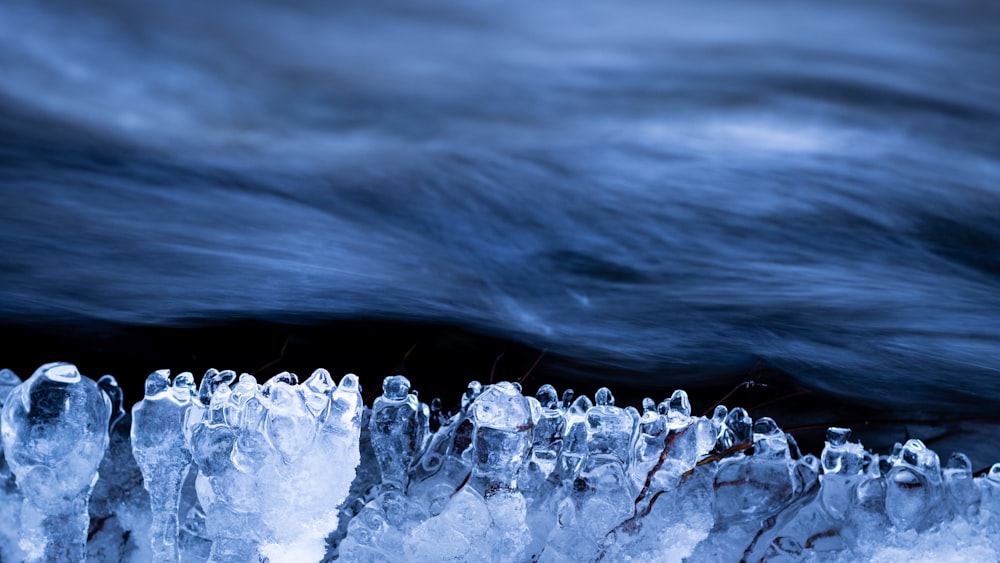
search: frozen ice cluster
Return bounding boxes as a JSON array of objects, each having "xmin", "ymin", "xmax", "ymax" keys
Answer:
[{"xmin": 1, "ymin": 363, "xmax": 999, "ymax": 562}]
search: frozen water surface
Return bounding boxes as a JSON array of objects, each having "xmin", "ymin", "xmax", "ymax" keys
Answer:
[{"xmin": 0, "ymin": 363, "xmax": 997, "ymax": 561}]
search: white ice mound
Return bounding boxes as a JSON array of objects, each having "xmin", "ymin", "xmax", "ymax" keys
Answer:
[
  {"xmin": 185, "ymin": 369, "xmax": 362, "ymax": 563},
  {"xmin": 0, "ymin": 363, "xmax": 999, "ymax": 562}
]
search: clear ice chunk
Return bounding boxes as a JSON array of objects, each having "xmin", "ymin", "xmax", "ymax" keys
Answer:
[
  {"xmin": 470, "ymin": 381, "xmax": 533, "ymax": 491},
  {"xmin": 713, "ymin": 414, "xmax": 793, "ymax": 522},
  {"xmin": 521, "ymin": 385, "xmax": 566, "ymax": 495},
  {"xmin": 407, "ymin": 381, "xmax": 535, "ymax": 562},
  {"xmin": 132, "ymin": 370, "xmax": 195, "ymax": 563},
  {"xmin": 1, "ymin": 362, "xmax": 111, "ymax": 562},
  {"xmin": 369, "ymin": 375, "xmax": 424, "ymax": 492},
  {"xmin": 884, "ymin": 438, "xmax": 942, "ymax": 530},
  {"xmin": 741, "ymin": 427, "xmax": 864, "ymax": 561},
  {"xmin": 406, "ymin": 381, "xmax": 479, "ymax": 507},
  {"xmin": 666, "ymin": 389, "xmax": 692, "ymax": 429},
  {"xmin": 630, "ymin": 397, "xmax": 666, "ymax": 487},
  {"xmin": 944, "ymin": 452, "xmax": 980, "ymax": 520},
  {"xmin": 336, "ymin": 376, "xmax": 429, "ymax": 559},
  {"xmin": 541, "ymin": 387, "xmax": 639, "ymax": 561},
  {"xmin": 186, "ymin": 369, "xmax": 363, "ymax": 563}
]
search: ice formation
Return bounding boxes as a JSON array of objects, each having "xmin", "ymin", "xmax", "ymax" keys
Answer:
[
  {"xmin": 0, "ymin": 362, "xmax": 999, "ymax": 562},
  {"xmin": 1, "ymin": 363, "xmax": 111, "ymax": 562}
]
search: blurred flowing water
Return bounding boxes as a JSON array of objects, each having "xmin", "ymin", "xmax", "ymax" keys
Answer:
[{"xmin": 1, "ymin": 0, "xmax": 999, "ymax": 443}]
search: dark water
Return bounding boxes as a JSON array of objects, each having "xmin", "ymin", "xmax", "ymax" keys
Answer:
[{"xmin": 1, "ymin": 0, "xmax": 999, "ymax": 454}]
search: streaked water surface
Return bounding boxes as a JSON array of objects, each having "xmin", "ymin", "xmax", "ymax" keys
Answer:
[{"xmin": 1, "ymin": 0, "xmax": 998, "ymax": 427}]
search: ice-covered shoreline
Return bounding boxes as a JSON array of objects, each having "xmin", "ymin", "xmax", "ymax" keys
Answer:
[{"xmin": 1, "ymin": 363, "xmax": 998, "ymax": 562}]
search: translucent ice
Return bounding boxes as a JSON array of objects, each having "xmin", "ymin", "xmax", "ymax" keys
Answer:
[
  {"xmin": 0, "ymin": 368, "xmax": 21, "ymax": 479},
  {"xmin": 339, "ymin": 374, "xmax": 436, "ymax": 559},
  {"xmin": 187, "ymin": 369, "xmax": 362, "ymax": 563},
  {"xmin": 369, "ymin": 375, "xmax": 425, "ymax": 492},
  {"xmin": 406, "ymin": 381, "xmax": 535, "ymax": 562},
  {"xmin": 0, "ymin": 368, "xmax": 20, "ymax": 406},
  {"xmin": 519, "ymin": 384, "xmax": 566, "ymax": 502},
  {"xmin": 739, "ymin": 427, "xmax": 863, "ymax": 561},
  {"xmin": 944, "ymin": 452, "xmax": 979, "ymax": 520},
  {"xmin": 0, "ymin": 362, "xmax": 111, "ymax": 562},
  {"xmin": 132, "ymin": 370, "xmax": 195, "ymax": 562},
  {"xmin": 884, "ymin": 438, "xmax": 942, "ymax": 530},
  {"xmin": 470, "ymin": 381, "xmax": 534, "ymax": 491},
  {"xmin": 2, "ymin": 363, "xmax": 999, "ymax": 562},
  {"xmin": 541, "ymin": 387, "xmax": 639, "ymax": 561},
  {"xmin": 405, "ymin": 380, "xmax": 480, "ymax": 510},
  {"xmin": 0, "ymin": 368, "xmax": 20, "ymax": 562}
]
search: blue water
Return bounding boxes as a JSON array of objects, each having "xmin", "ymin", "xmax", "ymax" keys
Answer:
[{"xmin": 1, "ymin": 0, "xmax": 999, "ymax": 416}]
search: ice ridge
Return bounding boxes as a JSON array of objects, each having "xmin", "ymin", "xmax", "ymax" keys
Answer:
[{"xmin": 0, "ymin": 363, "xmax": 998, "ymax": 562}]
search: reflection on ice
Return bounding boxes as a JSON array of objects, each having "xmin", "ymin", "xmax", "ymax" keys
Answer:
[{"xmin": 0, "ymin": 363, "xmax": 999, "ymax": 562}]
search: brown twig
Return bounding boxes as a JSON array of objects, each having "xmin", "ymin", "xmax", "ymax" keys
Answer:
[
  {"xmin": 594, "ymin": 432, "xmax": 754, "ymax": 561},
  {"xmin": 489, "ymin": 352, "xmax": 506, "ymax": 384},
  {"xmin": 594, "ymin": 426, "xmax": 691, "ymax": 561},
  {"xmin": 749, "ymin": 389, "xmax": 812, "ymax": 411},
  {"xmin": 451, "ymin": 471, "xmax": 472, "ymax": 498},
  {"xmin": 389, "ymin": 343, "xmax": 418, "ymax": 376},
  {"xmin": 251, "ymin": 336, "xmax": 290, "ymax": 376},
  {"xmin": 704, "ymin": 380, "xmax": 763, "ymax": 417},
  {"xmin": 701, "ymin": 359, "xmax": 769, "ymax": 416},
  {"xmin": 518, "ymin": 349, "xmax": 547, "ymax": 386}
]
